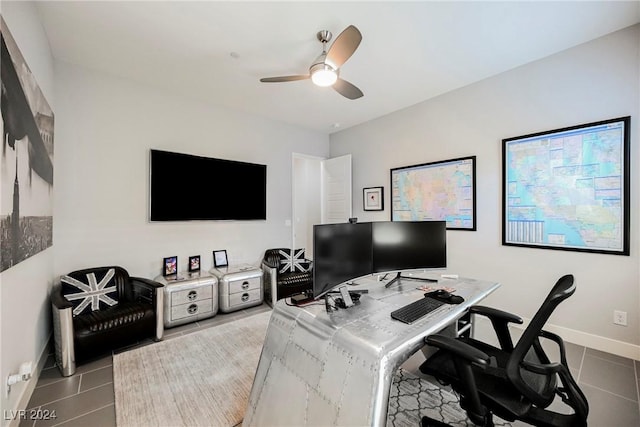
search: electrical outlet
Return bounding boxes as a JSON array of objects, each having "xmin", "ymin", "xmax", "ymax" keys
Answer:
[{"xmin": 613, "ymin": 310, "xmax": 627, "ymax": 326}]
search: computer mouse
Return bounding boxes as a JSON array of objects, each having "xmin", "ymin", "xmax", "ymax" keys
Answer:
[{"xmin": 434, "ymin": 289, "xmax": 451, "ymax": 299}]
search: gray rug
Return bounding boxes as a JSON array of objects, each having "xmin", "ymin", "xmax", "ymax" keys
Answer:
[
  {"xmin": 388, "ymin": 368, "xmax": 512, "ymax": 427},
  {"xmin": 113, "ymin": 311, "xmax": 271, "ymax": 427}
]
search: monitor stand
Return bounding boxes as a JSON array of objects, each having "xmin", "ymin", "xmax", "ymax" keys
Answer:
[{"xmin": 384, "ymin": 272, "xmax": 438, "ymax": 288}]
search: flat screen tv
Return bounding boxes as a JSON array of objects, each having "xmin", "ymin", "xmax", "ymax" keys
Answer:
[
  {"xmin": 149, "ymin": 149, "xmax": 266, "ymax": 221},
  {"xmin": 312, "ymin": 222, "xmax": 373, "ymax": 299}
]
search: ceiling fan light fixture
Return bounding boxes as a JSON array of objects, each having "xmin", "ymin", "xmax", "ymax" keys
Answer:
[{"xmin": 310, "ymin": 63, "xmax": 338, "ymax": 87}]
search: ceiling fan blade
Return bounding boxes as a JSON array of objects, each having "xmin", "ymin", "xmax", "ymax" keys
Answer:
[
  {"xmin": 325, "ymin": 25, "xmax": 362, "ymax": 69},
  {"xmin": 260, "ymin": 75, "xmax": 309, "ymax": 83},
  {"xmin": 333, "ymin": 78, "xmax": 363, "ymax": 100}
]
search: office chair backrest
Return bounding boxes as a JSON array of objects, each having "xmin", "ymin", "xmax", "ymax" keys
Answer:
[{"xmin": 506, "ymin": 274, "xmax": 576, "ymax": 407}]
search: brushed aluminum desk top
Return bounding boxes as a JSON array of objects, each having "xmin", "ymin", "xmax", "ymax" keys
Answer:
[{"xmin": 243, "ymin": 273, "xmax": 500, "ymax": 427}]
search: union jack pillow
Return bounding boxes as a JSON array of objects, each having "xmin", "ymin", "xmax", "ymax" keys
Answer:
[
  {"xmin": 61, "ymin": 268, "xmax": 119, "ymax": 316},
  {"xmin": 277, "ymin": 248, "xmax": 311, "ymax": 274}
]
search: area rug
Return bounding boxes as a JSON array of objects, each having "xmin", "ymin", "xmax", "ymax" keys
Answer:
[
  {"xmin": 388, "ymin": 368, "xmax": 512, "ymax": 427},
  {"xmin": 113, "ymin": 311, "xmax": 271, "ymax": 427}
]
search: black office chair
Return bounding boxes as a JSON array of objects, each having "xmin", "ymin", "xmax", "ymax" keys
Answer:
[{"xmin": 420, "ymin": 274, "xmax": 588, "ymax": 427}]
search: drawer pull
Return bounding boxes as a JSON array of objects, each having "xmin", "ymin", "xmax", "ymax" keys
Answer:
[
  {"xmin": 241, "ymin": 293, "xmax": 250, "ymax": 302},
  {"xmin": 188, "ymin": 290, "xmax": 198, "ymax": 301},
  {"xmin": 241, "ymin": 281, "xmax": 250, "ymax": 290},
  {"xmin": 187, "ymin": 304, "xmax": 198, "ymax": 314}
]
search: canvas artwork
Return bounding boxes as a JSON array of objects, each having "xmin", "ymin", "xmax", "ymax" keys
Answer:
[{"xmin": 1, "ymin": 18, "xmax": 54, "ymax": 273}]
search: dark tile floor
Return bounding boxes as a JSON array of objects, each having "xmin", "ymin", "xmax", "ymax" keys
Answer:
[{"xmin": 18, "ymin": 304, "xmax": 640, "ymax": 427}]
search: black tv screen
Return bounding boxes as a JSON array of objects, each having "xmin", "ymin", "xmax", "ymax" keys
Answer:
[
  {"xmin": 372, "ymin": 221, "xmax": 446, "ymax": 273},
  {"xmin": 312, "ymin": 223, "xmax": 373, "ymax": 298},
  {"xmin": 149, "ymin": 149, "xmax": 266, "ymax": 221}
]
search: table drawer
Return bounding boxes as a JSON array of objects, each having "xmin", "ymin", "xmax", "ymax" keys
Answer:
[
  {"xmin": 171, "ymin": 286, "xmax": 212, "ymax": 305},
  {"xmin": 228, "ymin": 277, "xmax": 261, "ymax": 294},
  {"xmin": 170, "ymin": 299, "xmax": 213, "ymax": 321},
  {"xmin": 228, "ymin": 289, "xmax": 261, "ymax": 307}
]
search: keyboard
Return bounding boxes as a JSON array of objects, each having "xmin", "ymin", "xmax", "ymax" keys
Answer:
[{"xmin": 390, "ymin": 297, "xmax": 447, "ymax": 324}]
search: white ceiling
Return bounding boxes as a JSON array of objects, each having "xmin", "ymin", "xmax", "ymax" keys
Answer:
[{"xmin": 36, "ymin": 1, "xmax": 640, "ymax": 135}]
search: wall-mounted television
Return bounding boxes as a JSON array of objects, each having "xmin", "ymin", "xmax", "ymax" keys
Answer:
[{"xmin": 149, "ymin": 149, "xmax": 267, "ymax": 221}]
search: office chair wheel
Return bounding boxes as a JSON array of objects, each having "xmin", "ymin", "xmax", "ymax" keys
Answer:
[{"xmin": 420, "ymin": 416, "xmax": 451, "ymax": 427}]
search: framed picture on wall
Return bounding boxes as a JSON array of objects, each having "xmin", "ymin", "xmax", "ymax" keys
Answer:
[
  {"xmin": 363, "ymin": 187, "xmax": 384, "ymax": 211},
  {"xmin": 188, "ymin": 255, "xmax": 201, "ymax": 273},
  {"xmin": 213, "ymin": 250, "xmax": 228, "ymax": 268},
  {"xmin": 391, "ymin": 156, "xmax": 476, "ymax": 230},
  {"xmin": 163, "ymin": 256, "xmax": 178, "ymax": 276},
  {"xmin": 502, "ymin": 116, "xmax": 630, "ymax": 255}
]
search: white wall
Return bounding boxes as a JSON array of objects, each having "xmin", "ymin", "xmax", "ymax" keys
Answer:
[
  {"xmin": 330, "ymin": 25, "xmax": 640, "ymax": 359},
  {"xmin": 0, "ymin": 2, "xmax": 55, "ymax": 423},
  {"xmin": 52, "ymin": 61, "xmax": 329, "ymax": 280}
]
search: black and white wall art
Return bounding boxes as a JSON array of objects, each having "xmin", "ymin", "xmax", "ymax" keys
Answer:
[{"xmin": 1, "ymin": 17, "xmax": 54, "ymax": 273}]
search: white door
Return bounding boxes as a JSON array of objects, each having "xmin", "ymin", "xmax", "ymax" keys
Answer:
[
  {"xmin": 291, "ymin": 153, "xmax": 352, "ymax": 259},
  {"xmin": 321, "ymin": 154, "xmax": 352, "ymax": 224},
  {"xmin": 292, "ymin": 154, "xmax": 322, "ymax": 257}
]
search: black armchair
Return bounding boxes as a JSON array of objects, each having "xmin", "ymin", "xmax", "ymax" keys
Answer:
[
  {"xmin": 262, "ymin": 248, "xmax": 313, "ymax": 306},
  {"xmin": 420, "ymin": 274, "xmax": 588, "ymax": 427},
  {"xmin": 51, "ymin": 266, "xmax": 164, "ymax": 376}
]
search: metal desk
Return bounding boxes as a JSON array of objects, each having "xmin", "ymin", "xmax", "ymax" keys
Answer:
[{"xmin": 243, "ymin": 273, "xmax": 500, "ymax": 426}]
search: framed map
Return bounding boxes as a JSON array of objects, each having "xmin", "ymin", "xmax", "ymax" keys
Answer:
[
  {"xmin": 391, "ymin": 156, "xmax": 476, "ymax": 230},
  {"xmin": 502, "ymin": 117, "xmax": 630, "ymax": 255}
]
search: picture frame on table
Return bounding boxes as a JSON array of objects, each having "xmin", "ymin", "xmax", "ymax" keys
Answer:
[
  {"xmin": 163, "ymin": 256, "xmax": 178, "ymax": 276},
  {"xmin": 213, "ymin": 250, "xmax": 228, "ymax": 268},
  {"xmin": 363, "ymin": 187, "xmax": 384, "ymax": 211},
  {"xmin": 188, "ymin": 255, "xmax": 201, "ymax": 273}
]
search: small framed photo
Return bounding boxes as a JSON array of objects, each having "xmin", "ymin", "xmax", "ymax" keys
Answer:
[
  {"xmin": 163, "ymin": 256, "xmax": 178, "ymax": 276},
  {"xmin": 213, "ymin": 250, "xmax": 228, "ymax": 268},
  {"xmin": 363, "ymin": 187, "xmax": 384, "ymax": 211},
  {"xmin": 188, "ymin": 255, "xmax": 201, "ymax": 273}
]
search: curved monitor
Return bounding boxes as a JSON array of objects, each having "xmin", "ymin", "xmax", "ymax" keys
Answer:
[
  {"xmin": 312, "ymin": 222, "xmax": 373, "ymax": 299},
  {"xmin": 311, "ymin": 221, "xmax": 447, "ymax": 299},
  {"xmin": 372, "ymin": 221, "xmax": 446, "ymax": 273}
]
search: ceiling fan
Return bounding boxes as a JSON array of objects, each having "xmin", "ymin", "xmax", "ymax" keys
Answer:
[{"xmin": 260, "ymin": 25, "xmax": 364, "ymax": 100}]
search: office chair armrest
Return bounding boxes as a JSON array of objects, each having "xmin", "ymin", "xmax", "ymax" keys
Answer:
[
  {"xmin": 426, "ymin": 334, "xmax": 489, "ymax": 367},
  {"xmin": 538, "ymin": 329, "xmax": 569, "ymax": 367},
  {"xmin": 520, "ymin": 359, "xmax": 563, "ymax": 375},
  {"xmin": 469, "ymin": 305, "xmax": 523, "ymax": 324},
  {"xmin": 469, "ymin": 305, "xmax": 523, "ymax": 352}
]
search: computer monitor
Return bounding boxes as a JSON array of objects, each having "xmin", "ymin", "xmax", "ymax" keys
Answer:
[
  {"xmin": 372, "ymin": 221, "xmax": 447, "ymax": 273},
  {"xmin": 312, "ymin": 222, "xmax": 373, "ymax": 299}
]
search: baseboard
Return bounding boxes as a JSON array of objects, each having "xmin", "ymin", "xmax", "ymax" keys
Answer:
[
  {"xmin": 529, "ymin": 321, "xmax": 640, "ymax": 361},
  {"xmin": 7, "ymin": 333, "xmax": 51, "ymax": 427},
  {"xmin": 473, "ymin": 316, "xmax": 640, "ymax": 361}
]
